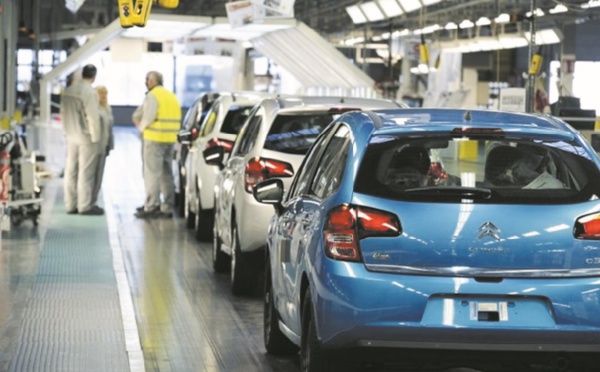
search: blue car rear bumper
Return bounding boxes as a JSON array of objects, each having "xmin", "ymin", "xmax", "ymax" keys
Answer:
[{"xmin": 312, "ymin": 259, "xmax": 600, "ymax": 351}]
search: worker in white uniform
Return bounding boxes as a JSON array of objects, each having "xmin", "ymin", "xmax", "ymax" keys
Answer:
[
  {"xmin": 91, "ymin": 85, "xmax": 114, "ymax": 207},
  {"xmin": 133, "ymin": 71, "xmax": 181, "ymax": 218},
  {"xmin": 60, "ymin": 64, "xmax": 104, "ymax": 215}
]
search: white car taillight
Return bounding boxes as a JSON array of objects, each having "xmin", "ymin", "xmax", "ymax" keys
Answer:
[{"xmin": 244, "ymin": 157, "xmax": 294, "ymax": 193}]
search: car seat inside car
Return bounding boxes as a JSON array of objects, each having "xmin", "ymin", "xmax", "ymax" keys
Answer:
[{"xmin": 484, "ymin": 144, "xmax": 566, "ymax": 189}]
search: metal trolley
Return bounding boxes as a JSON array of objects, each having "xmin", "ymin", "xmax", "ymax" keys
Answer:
[{"xmin": 0, "ymin": 130, "xmax": 43, "ymax": 229}]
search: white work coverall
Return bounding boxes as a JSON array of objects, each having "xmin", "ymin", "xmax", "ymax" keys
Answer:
[
  {"xmin": 60, "ymin": 80, "xmax": 101, "ymax": 212},
  {"xmin": 92, "ymin": 104, "xmax": 114, "ymax": 206}
]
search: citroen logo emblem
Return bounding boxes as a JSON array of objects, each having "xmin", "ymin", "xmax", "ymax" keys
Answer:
[{"xmin": 477, "ymin": 222, "xmax": 501, "ymax": 241}]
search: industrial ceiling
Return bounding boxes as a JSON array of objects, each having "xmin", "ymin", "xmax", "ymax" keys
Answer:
[{"xmin": 18, "ymin": 0, "xmax": 600, "ymax": 48}]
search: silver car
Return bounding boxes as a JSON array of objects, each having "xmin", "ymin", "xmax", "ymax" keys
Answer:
[
  {"xmin": 179, "ymin": 91, "xmax": 270, "ymax": 241},
  {"xmin": 204, "ymin": 96, "xmax": 406, "ymax": 295}
]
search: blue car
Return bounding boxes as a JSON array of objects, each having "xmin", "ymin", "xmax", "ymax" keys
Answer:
[{"xmin": 253, "ymin": 108, "xmax": 600, "ymax": 371}]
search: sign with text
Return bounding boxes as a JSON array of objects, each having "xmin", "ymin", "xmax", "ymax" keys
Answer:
[
  {"xmin": 225, "ymin": 1, "xmax": 266, "ymax": 28},
  {"xmin": 499, "ymin": 88, "xmax": 526, "ymax": 113},
  {"xmin": 251, "ymin": 0, "xmax": 295, "ymax": 17}
]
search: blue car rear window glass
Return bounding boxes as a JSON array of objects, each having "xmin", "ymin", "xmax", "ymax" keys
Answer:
[
  {"xmin": 220, "ymin": 106, "xmax": 255, "ymax": 135},
  {"xmin": 264, "ymin": 113, "xmax": 335, "ymax": 155},
  {"xmin": 355, "ymin": 135, "xmax": 600, "ymax": 204}
]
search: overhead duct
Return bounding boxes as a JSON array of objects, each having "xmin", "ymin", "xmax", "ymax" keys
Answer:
[{"xmin": 251, "ymin": 22, "xmax": 376, "ymax": 97}]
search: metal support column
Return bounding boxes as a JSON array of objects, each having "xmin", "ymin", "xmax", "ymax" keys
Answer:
[
  {"xmin": 526, "ymin": 0, "xmax": 537, "ymax": 113},
  {"xmin": 0, "ymin": 0, "xmax": 5, "ymax": 120},
  {"xmin": 1, "ymin": 0, "xmax": 18, "ymax": 128},
  {"xmin": 31, "ymin": 0, "xmax": 41, "ymax": 116}
]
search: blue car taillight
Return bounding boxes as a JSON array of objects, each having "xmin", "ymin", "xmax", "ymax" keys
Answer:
[
  {"xmin": 575, "ymin": 213, "xmax": 600, "ymax": 239},
  {"xmin": 324, "ymin": 205, "xmax": 401, "ymax": 262}
]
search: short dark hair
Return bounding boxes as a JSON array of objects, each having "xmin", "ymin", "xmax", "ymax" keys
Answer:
[{"xmin": 82, "ymin": 64, "xmax": 97, "ymax": 79}]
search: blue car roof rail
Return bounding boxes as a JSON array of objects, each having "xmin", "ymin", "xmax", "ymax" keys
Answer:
[{"xmin": 372, "ymin": 108, "xmax": 573, "ymax": 132}]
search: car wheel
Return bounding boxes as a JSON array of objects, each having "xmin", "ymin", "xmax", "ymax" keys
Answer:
[
  {"xmin": 194, "ymin": 190, "xmax": 213, "ymax": 241},
  {"xmin": 177, "ymin": 170, "xmax": 186, "ymax": 218},
  {"xmin": 185, "ymin": 189, "xmax": 195, "ymax": 229},
  {"xmin": 212, "ymin": 208, "xmax": 230, "ymax": 273},
  {"xmin": 301, "ymin": 289, "xmax": 338, "ymax": 372},
  {"xmin": 230, "ymin": 222, "xmax": 254, "ymax": 295},
  {"xmin": 264, "ymin": 260, "xmax": 297, "ymax": 355}
]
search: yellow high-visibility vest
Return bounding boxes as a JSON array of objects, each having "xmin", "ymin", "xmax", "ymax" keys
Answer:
[{"xmin": 143, "ymin": 86, "xmax": 181, "ymax": 143}]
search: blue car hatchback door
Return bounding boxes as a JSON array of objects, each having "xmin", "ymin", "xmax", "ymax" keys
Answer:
[{"xmin": 254, "ymin": 108, "xmax": 600, "ymax": 372}]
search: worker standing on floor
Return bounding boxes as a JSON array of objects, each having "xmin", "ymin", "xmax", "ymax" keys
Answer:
[
  {"xmin": 133, "ymin": 71, "xmax": 181, "ymax": 219},
  {"xmin": 91, "ymin": 85, "xmax": 115, "ymax": 207},
  {"xmin": 60, "ymin": 64, "xmax": 104, "ymax": 216}
]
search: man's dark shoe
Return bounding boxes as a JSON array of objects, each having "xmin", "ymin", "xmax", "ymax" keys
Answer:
[
  {"xmin": 80, "ymin": 206, "xmax": 104, "ymax": 215},
  {"xmin": 136, "ymin": 205, "xmax": 145, "ymax": 212},
  {"xmin": 135, "ymin": 208, "xmax": 161, "ymax": 219},
  {"xmin": 67, "ymin": 209, "xmax": 78, "ymax": 214}
]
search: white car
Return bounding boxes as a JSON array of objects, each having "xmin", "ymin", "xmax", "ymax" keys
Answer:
[
  {"xmin": 204, "ymin": 96, "xmax": 406, "ymax": 294},
  {"xmin": 175, "ymin": 92, "xmax": 220, "ymax": 217},
  {"xmin": 180, "ymin": 91, "xmax": 269, "ymax": 241}
]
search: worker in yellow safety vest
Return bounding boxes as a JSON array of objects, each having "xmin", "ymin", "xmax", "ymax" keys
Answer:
[{"xmin": 133, "ymin": 71, "xmax": 181, "ymax": 218}]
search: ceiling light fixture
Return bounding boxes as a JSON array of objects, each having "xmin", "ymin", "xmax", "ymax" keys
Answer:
[
  {"xmin": 581, "ymin": 0, "xmax": 600, "ymax": 9},
  {"xmin": 444, "ymin": 22, "xmax": 458, "ymax": 30},
  {"xmin": 494, "ymin": 13, "xmax": 510, "ymax": 24},
  {"xmin": 459, "ymin": 19, "xmax": 474, "ymax": 29},
  {"xmin": 345, "ymin": 5, "xmax": 368, "ymax": 24},
  {"xmin": 421, "ymin": 24, "xmax": 440, "ymax": 34},
  {"xmin": 397, "ymin": 0, "xmax": 421, "ymax": 13},
  {"xmin": 475, "ymin": 17, "xmax": 491, "ymax": 26},
  {"xmin": 549, "ymin": 4, "xmax": 568, "ymax": 14},
  {"xmin": 526, "ymin": 8, "xmax": 545, "ymax": 17},
  {"xmin": 524, "ymin": 28, "xmax": 562, "ymax": 45},
  {"xmin": 360, "ymin": 2, "xmax": 385, "ymax": 22},
  {"xmin": 376, "ymin": 0, "xmax": 403, "ymax": 18}
]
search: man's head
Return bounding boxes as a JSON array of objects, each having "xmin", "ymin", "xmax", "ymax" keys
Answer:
[
  {"xmin": 81, "ymin": 64, "xmax": 97, "ymax": 82},
  {"xmin": 145, "ymin": 71, "xmax": 163, "ymax": 90}
]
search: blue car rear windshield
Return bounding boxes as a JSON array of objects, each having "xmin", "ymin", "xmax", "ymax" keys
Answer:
[
  {"xmin": 355, "ymin": 135, "xmax": 600, "ymax": 204},
  {"xmin": 264, "ymin": 113, "xmax": 335, "ymax": 155}
]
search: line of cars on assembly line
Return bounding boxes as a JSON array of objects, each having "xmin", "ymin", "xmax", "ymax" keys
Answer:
[{"xmin": 178, "ymin": 93, "xmax": 600, "ymax": 372}]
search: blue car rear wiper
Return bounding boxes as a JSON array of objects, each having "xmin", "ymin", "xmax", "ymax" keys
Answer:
[{"xmin": 404, "ymin": 186, "xmax": 492, "ymax": 200}]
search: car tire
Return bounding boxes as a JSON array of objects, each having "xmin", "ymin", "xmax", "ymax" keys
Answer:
[
  {"xmin": 264, "ymin": 259, "xmax": 297, "ymax": 355},
  {"xmin": 194, "ymin": 190, "xmax": 213, "ymax": 241},
  {"xmin": 231, "ymin": 222, "xmax": 254, "ymax": 296},
  {"xmin": 301, "ymin": 289, "xmax": 339, "ymax": 372},
  {"xmin": 177, "ymin": 170, "xmax": 186, "ymax": 218},
  {"xmin": 185, "ymin": 190, "xmax": 195, "ymax": 229},
  {"xmin": 212, "ymin": 209, "xmax": 229, "ymax": 273}
]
